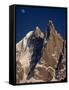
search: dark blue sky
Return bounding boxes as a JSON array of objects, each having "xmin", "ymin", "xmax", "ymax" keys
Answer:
[{"xmin": 16, "ymin": 6, "xmax": 67, "ymax": 43}]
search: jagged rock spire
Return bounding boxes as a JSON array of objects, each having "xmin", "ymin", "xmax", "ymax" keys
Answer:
[
  {"xmin": 34, "ymin": 26, "xmax": 41, "ymax": 37},
  {"xmin": 36, "ymin": 26, "xmax": 40, "ymax": 30},
  {"xmin": 48, "ymin": 20, "xmax": 56, "ymax": 31},
  {"xmin": 48, "ymin": 20, "xmax": 53, "ymax": 24},
  {"xmin": 34, "ymin": 26, "xmax": 44, "ymax": 38},
  {"xmin": 44, "ymin": 20, "xmax": 56, "ymax": 41}
]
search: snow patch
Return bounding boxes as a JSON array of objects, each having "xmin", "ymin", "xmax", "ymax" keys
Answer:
[
  {"xmin": 23, "ymin": 31, "xmax": 33, "ymax": 50},
  {"xmin": 26, "ymin": 31, "xmax": 33, "ymax": 39}
]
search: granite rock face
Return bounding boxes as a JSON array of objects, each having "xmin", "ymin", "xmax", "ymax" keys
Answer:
[{"xmin": 16, "ymin": 20, "xmax": 66, "ymax": 83}]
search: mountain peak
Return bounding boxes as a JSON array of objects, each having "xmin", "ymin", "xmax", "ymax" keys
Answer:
[
  {"xmin": 48, "ymin": 20, "xmax": 53, "ymax": 24},
  {"xmin": 34, "ymin": 26, "xmax": 44, "ymax": 38},
  {"xmin": 44, "ymin": 20, "xmax": 56, "ymax": 40},
  {"xmin": 36, "ymin": 26, "xmax": 40, "ymax": 30},
  {"xmin": 48, "ymin": 20, "xmax": 55, "ymax": 30},
  {"xmin": 34, "ymin": 26, "xmax": 41, "ymax": 34}
]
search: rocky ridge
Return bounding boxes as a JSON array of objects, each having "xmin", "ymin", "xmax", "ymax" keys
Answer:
[{"xmin": 16, "ymin": 20, "xmax": 66, "ymax": 83}]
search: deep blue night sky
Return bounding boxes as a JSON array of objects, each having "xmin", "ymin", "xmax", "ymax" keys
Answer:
[{"xmin": 16, "ymin": 6, "xmax": 67, "ymax": 43}]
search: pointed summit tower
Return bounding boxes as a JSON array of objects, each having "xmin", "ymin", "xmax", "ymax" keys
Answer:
[
  {"xmin": 48, "ymin": 20, "xmax": 56, "ymax": 31},
  {"xmin": 34, "ymin": 26, "xmax": 44, "ymax": 38},
  {"xmin": 44, "ymin": 20, "xmax": 56, "ymax": 42},
  {"xmin": 34, "ymin": 26, "xmax": 41, "ymax": 38}
]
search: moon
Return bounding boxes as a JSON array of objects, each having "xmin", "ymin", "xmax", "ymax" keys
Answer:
[{"xmin": 21, "ymin": 9, "xmax": 25, "ymax": 14}]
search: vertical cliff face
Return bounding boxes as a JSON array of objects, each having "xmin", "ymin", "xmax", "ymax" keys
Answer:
[
  {"xmin": 33, "ymin": 20, "xmax": 66, "ymax": 82},
  {"xmin": 16, "ymin": 20, "xmax": 66, "ymax": 83}
]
